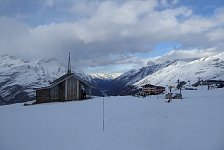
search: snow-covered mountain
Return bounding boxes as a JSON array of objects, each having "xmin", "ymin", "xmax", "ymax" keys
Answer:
[
  {"xmin": 0, "ymin": 55, "xmax": 109, "ymax": 105},
  {"xmin": 0, "ymin": 55, "xmax": 102, "ymax": 105},
  {"xmin": 90, "ymin": 73, "xmax": 121, "ymax": 80},
  {"xmin": 135, "ymin": 52, "xmax": 224, "ymax": 87},
  {"xmin": 1, "ymin": 52, "xmax": 224, "ymax": 105},
  {"xmin": 106, "ymin": 52, "xmax": 224, "ymax": 96},
  {"xmin": 106, "ymin": 62, "xmax": 176, "ymax": 95},
  {"xmin": 0, "ymin": 55, "xmax": 67, "ymax": 105},
  {"xmin": 116, "ymin": 62, "xmax": 175, "ymax": 86},
  {"xmin": 88, "ymin": 73, "xmax": 121, "ymax": 94}
]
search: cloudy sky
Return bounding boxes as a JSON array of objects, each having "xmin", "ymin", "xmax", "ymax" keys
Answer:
[{"xmin": 0, "ymin": 0, "xmax": 224, "ymax": 73}]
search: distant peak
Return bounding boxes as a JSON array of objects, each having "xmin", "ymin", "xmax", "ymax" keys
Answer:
[{"xmin": 90, "ymin": 72, "xmax": 122, "ymax": 80}]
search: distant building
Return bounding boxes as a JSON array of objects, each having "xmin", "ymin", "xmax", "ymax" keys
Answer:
[
  {"xmin": 34, "ymin": 53, "xmax": 93, "ymax": 104},
  {"xmin": 204, "ymin": 80, "xmax": 224, "ymax": 89},
  {"xmin": 141, "ymin": 84, "xmax": 165, "ymax": 95}
]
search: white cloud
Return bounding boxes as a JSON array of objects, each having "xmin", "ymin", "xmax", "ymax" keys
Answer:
[
  {"xmin": 0, "ymin": 0, "xmax": 224, "ymax": 73},
  {"xmin": 147, "ymin": 48, "xmax": 220, "ymax": 65}
]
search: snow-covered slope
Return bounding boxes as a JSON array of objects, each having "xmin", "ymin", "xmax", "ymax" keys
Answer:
[
  {"xmin": 106, "ymin": 52, "xmax": 224, "ymax": 95},
  {"xmin": 115, "ymin": 63, "xmax": 174, "ymax": 86},
  {"xmin": 1, "ymin": 88, "xmax": 224, "ymax": 150},
  {"xmin": 0, "ymin": 55, "xmax": 67, "ymax": 105},
  {"xmin": 106, "ymin": 61, "xmax": 178, "ymax": 95},
  {"xmin": 135, "ymin": 52, "xmax": 224, "ymax": 87}
]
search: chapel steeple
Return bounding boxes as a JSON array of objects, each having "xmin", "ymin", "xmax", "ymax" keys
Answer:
[{"xmin": 67, "ymin": 52, "xmax": 72, "ymax": 74}]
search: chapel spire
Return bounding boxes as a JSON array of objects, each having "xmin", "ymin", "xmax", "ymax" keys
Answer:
[{"xmin": 67, "ymin": 52, "xmax": 72, "ymax": 74}]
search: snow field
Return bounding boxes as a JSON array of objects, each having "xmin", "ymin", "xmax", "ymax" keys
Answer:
[{"xmin": 0, "ymin": 88, "xmax": 224, "ymax": 150}]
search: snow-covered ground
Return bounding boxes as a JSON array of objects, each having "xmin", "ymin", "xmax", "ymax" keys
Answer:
[{"xmin": 0, "ymin": 88, "xmax": 224, "ymax": 150}]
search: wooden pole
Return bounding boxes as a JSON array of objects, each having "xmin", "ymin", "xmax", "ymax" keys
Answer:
[{"xmin": 103, "ymin": 97, "xmax": 105, "ymax": 132}]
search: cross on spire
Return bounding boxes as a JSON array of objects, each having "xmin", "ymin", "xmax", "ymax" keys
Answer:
[{"xmin": 67, "ymin": 52, "xmax": 72, "ymax": 74}]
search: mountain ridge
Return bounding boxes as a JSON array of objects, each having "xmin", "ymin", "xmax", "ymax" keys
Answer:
[
  {"xmin": 0, "ymin": 55, "xmax": 67, "ymax": 105},
  {"xmin": 90, "ymin": 72, "xmax": 122, "ymax": 80},
  {"xmin": 0, "ymin": 52, "xmax": 224, "ymax": 105},
  {"xmin": 134, "ymin": 52, "xmax": 224, "ymax": 87}
]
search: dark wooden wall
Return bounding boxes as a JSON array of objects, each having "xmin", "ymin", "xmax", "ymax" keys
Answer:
[
  {"xmin": 50, "ymin": 85, "xmax": 59, "ymax": 101},
  {"xmin": 58, "ymin": 82, "xmax": 65, "ymax": 101},
  {"xmin": 67, "ymin": 77, "xmax": 78, "ymax": 100},
  {"xmin": 36, "ymin": 89, "xmax": 50, "ymax": 103}
]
